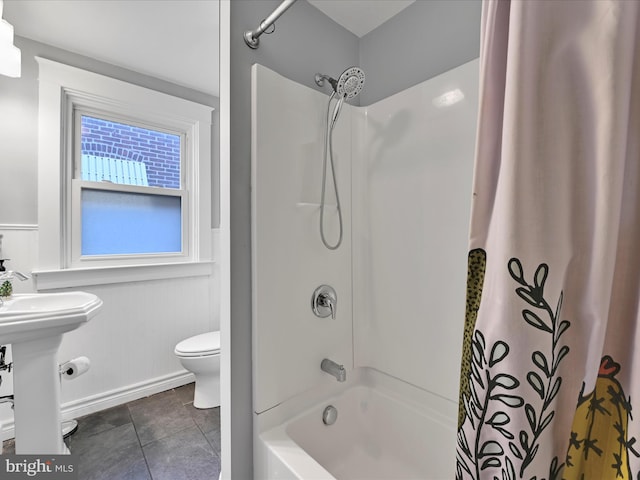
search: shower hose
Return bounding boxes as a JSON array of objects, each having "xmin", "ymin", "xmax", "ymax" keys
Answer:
[{"xmin": 320, "ymin": 91, "xmax": 344, "ymax": 250}]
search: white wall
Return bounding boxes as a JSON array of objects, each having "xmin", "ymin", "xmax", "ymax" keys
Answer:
[
  {"xmin": 55, "ymin": 274, "xmax": 217, "ymax": 409},
  {"xmin": 353, "ymin": 59, "xmax": 478, "ymax": 402},
  {"xmin": 251, "ymin": 65, "xmax": 353, "ymax": 414}
]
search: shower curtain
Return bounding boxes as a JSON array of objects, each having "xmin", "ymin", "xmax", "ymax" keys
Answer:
[{"xmin": 456, "ymin": 1, "xmax": 640, "ymax": 479}]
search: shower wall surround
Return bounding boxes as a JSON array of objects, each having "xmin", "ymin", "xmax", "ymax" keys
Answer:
[
  {"xmin": 352, "ymin": 59, "xmax": 478, "ymax": 402},
  {"xmin": 252, "ymin": 59, "xmax": 478, "ymax": 413},
  {"xmin": 251, "ymin": 65, "xmax": 353, "ymax": 414}
]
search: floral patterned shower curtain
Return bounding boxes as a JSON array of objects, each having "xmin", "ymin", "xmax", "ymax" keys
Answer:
[{"xmin": 456, "ymin": 1, "xmax": 640, "ymax": 479}]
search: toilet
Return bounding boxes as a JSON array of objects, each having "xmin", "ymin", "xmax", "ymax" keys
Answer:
[{"xmin": 174, "ymin": 331, "xmax": 221, "ymax": 409}]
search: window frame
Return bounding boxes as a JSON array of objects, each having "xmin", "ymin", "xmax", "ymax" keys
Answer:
[
  {"xmin": 36, "ymin": 57, "xmax": 213, "ymax": 283},
  {"xmin": 71, "ymin": 108, "xmax": 188, "ymax": 265}
]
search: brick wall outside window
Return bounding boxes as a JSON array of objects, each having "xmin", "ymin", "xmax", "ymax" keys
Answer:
[{"xmin": 81, "ymin": 116, "xmax": 181, "ymax": 189}]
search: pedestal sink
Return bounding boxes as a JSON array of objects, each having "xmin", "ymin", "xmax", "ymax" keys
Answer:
[{"xmin": 0, "ymin": 292, "xmax": 103, "ymax": 454}]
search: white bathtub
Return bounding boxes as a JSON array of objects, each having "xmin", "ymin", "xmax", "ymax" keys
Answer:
[{"xmin": 255, "ymin": 368, "xmax": 457, "ymax": 480}]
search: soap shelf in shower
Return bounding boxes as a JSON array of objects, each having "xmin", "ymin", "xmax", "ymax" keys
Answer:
[{"xmin": 296, "ymin": 202, "xmax": 338, "ymax": 209}]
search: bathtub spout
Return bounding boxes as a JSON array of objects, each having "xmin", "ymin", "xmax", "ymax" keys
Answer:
[{"xmin": 321, "ymin": 358, "xmax": 346, "ymax": 382}]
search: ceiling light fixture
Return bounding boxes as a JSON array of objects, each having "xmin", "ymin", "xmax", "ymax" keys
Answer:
[{"xmin": 0, "ymin": 0, "xmax": 21, "ymax": 78}]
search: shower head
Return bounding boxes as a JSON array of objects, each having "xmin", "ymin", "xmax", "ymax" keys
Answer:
[
  {"xmin": 336, "ymin": 67, "xmax": 365, "ymax": 100},
  {"xmin": 315, "ymin": 66, "xmax": 365, "ymax": 100}
]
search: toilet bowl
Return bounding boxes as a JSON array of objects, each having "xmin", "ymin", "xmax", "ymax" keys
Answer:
[{"xmin": 174, "ymin": 331, "xmax": 220, "ymax": 409}]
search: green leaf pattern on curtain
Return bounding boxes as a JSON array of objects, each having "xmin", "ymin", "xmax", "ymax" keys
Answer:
[{"xmin": 456, "ymin": 253, "xmax": 640, "ymax": 479}]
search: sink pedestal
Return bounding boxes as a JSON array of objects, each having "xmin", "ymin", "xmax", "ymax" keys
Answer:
[
  {"xmin": 12, "ymin": 334, "xmax": 65, "ymax": 454},
  {"xmin": 0, "ymin": 291, "xmax": 103, "ymax": 453}
]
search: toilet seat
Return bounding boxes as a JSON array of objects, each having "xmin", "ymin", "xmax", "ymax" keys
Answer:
[{"xmin": 175, "ymin": 332, "xmax": 220, "ymax": 357}]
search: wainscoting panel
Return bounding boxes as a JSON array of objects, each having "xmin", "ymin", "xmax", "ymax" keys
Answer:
[{"xmin": 0, "ymin": 225, "xmax": 217, "ymax": 440}]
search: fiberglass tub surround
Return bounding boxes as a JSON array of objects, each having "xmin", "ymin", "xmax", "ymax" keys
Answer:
[
  {"xmin": 251, "ymin": 63, "xmax": 354, "ymax": 415},
  {"xmin": 252, "ymin": 59, "xmax": 478, "ymax": 479}
]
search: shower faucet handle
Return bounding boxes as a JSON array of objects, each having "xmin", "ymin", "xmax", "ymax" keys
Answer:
[
  {"xmin": 312, "ymin": 285, "xmax": 337, "ymax": 319},
  {"xmin": 320, "ymin": 295, "xmax": 335, "ymax": 319},
  {"xmin": 327, "ymin": 299, "xmax": 335, "ymax": 319}
]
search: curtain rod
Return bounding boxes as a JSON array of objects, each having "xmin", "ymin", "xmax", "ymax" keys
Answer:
[{"xmin": 243, "ymin": 0, "xmax": 298, "ymax": 49}]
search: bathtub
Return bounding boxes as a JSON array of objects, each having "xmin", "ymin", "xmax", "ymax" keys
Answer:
[{"xmin": 255, "ymin": 368, "xmax": 457, "ymax": 480}]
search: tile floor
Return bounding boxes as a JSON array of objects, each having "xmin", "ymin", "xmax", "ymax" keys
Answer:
[{"xmin": 2, "ymin": 383, "xmax": 221, "ymax": 480}]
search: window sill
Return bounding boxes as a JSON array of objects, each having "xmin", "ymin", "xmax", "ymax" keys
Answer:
[{"xmin": 33, "ymin": 261, "xmax": 214, "ymax": 290}]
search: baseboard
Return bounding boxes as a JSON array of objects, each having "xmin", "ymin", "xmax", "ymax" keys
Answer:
[{"xmin": 1, "ymin": 370, "xmax": 195, "ymax": 441}]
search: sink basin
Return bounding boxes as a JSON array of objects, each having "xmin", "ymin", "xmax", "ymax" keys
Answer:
[
  {"xmin": 0, "ymin": 291, "xmax": 103, "ymax": 454},
  {"xmin": 0, "ymin": 292, "xmax": 102, "ymax": 344}
]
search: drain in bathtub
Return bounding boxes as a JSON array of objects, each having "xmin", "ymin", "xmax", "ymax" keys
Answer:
[{"xmin": 322, "ymin": 405, "xmax": 338, "ymax": 425}]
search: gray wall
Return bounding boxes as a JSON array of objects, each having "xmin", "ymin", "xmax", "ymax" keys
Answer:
[
  {"xmin": 0, "ymin": 36, "xmax": 220, "ymax": 227},
  {"xmin": 359, "ymin": 0, "xmax": 481, "ymax": 106},
  {"xmin": 229, "ymin": 1, "xmax": 358, "ymax": 477}
]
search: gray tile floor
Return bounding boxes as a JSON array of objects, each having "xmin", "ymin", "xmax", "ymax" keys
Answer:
[{"xmin": 3, "ymin": 383, "xmax": 221, "ymax": 480}]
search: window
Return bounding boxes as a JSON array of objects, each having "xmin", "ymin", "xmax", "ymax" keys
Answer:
[
  {"xmin": 74, "ymin": 114, "xmax": 184, "ymax": 257},
  {"xmin": 36, "ymin": 58, "xmax": 213, "ymax": 280}
]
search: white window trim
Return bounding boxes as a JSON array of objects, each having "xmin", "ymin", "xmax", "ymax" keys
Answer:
[
  {"xmin": 36, "ymin": 57, "xmax": 213, "ymax": 285},
  {"xmin": 32, "ymin": 261, "xmax": 214, "ymax": 290}
]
